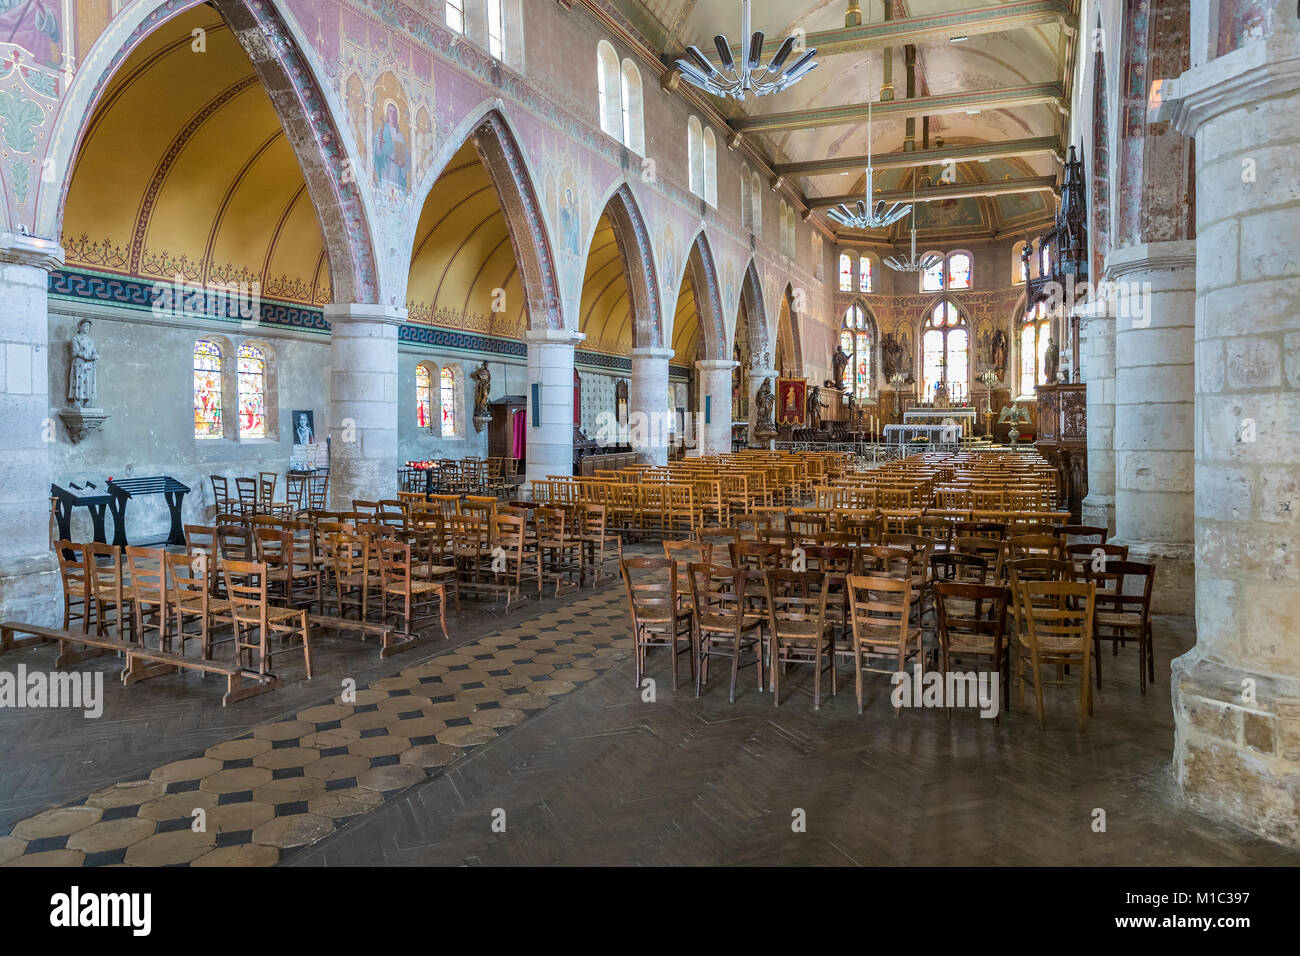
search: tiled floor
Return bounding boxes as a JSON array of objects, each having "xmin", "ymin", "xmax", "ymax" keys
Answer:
[{"xmin": 4, "ymin": 555, "xmax": 1298, "ymax": 867}]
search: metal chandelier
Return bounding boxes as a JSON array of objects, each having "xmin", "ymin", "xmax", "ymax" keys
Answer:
[
  {"xmin": 884, "ymin": 178, "xmax": 942, "ymax": 273},
  {"xmin": 827, "ymin": 88, "xmax": 910, "ymax": 230},
  {"xmin": 675, "ymin": 0, "xmax": 819, "ymax": 101}
]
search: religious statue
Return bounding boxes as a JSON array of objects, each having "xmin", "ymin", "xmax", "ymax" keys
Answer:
[
  {"xmin": 832, "ymin": 345, "xmax": 850, "ymax": 390},
  {"xmin": 471, "ymin": 361, "xmax": 492, "ymax": 418},
  {"xmin": 806, "ymin": 385, "xmax": 822, "ymax": 431},
  {"xmin": 991, "ymin": 329, "xmax": 1008, "ymax": 376},
  {"xmin": 881, "ymin": 334, "xmax": 903, "ymax": 380},
  {"xmin": 68, "ymin": 319, "xmax": 99, "ymax": 407},
  {"xmin": 755, "ymin": 378, "xmax": 774, "ymax": 424},
  {"xmin": 1044, "ymin": 337, "xmax": 1059, "ymax": 384}
]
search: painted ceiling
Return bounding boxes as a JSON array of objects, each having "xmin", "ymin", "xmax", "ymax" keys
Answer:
[
  {"xmin": 617, "ymin": 0, "xmax": 1066, "ymax": 238},
  {"xmin": 61, "ymin": 6, "xmax": 332, "ymax": 305},
  {"xmin": 407, "ymin": 139, "xmax": 528, "ymax": 338}
]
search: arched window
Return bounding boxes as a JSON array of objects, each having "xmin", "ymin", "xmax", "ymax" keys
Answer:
[
  {"xmin": 445, "ymin": 0, "xmax": 465, "ymax": 34},
  {"xmin": 487, "ymin": 0, "xmax": 506, "ymax": 59},
  {"xmin": 839, "ymin": 303, "xmax": 874, "ymax": 402},
  {"xmin": 839, "ymin": 253, "xmax": 853, "ymax": 292},
  {"xmin": 687, "ymin": 116, "xmax": 704, "ymax": 197},
  {"xmin": 597, "ymin": 41, "xmax": 622, "ymax": 140},
  {"xmin": 1012, "ymin": 240, "xmax": 1028, "ymax": 284},
  {"xmin": 1039, "ymin": 240, "xmax": 1052, "ymax": 279},
  {"xmin": 620, "ymin": 60, "xmax": 644, "ymax": 154},
  {"xmin": 194, "ymin": 341, "xmax": 223, "ymax": 440},
  {"xmin": 859, "ymin": 254, "xmax": 873, "ymax": 293},
  {"xmin": 780, "ymin": 203, "xmax": 794, "ymax": 257},
  {"xmin": 440, "ymin": 366, "xmax": 457, "ymax": 437},
  {"xmin": 416, "ymin": 364, "xmax": 434, "ymax": 429},
  {"xmin": 921, "ymin": 252, "xmax": 945, "ymax": 292},
  {"xmin": 236, "ymin": 344, "xmax": 267, "ymax": 439},
  {"xmin": 921, "ymin": 300, "xmax": 970, "ymax": 402},
  {"xmin": 812, "ymin": 233, "xmax": 824, "ymax": 280},
  {"xmin": 750, "ymin": 171, "xmax": 763, "ymax": 236},
  {"xmin": 740, "ymin": 164, "xmax": 752, "ymax": 230},
  {"xmin": 1019, "ymin": 301, "xmax": 1053, "ymax": 397},
  {"xmin": 703, "ymin": 128, "xmax": 717, "ymax": 206},
  {"xmin": 947, "ymin": 251, "xmax": 973, "ymax": 289}
]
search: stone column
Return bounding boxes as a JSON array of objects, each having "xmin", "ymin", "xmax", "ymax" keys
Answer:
[
  {"xmin": 630, "ymin": 346, "xmax": 674, "ymax": 465},
  {"xmin": 1109, "ymin": 242, "xmax": 1197, "ymax": 612},
  {"xmin": 1078, "ymin": 300, "xmax": 1116, "ymax": 533},
  {"xmin": 695, "ymin": 359, "xmax": 737, "ymax": 456},
  {"xmin": 326, "ymin": 304, "xmax": 403, "ymax": 510},
  {"xmin": 0, "ymin": 233, "xmax": 62, "ymax": 625},
  {"xmin": 1167, "ymin": 27, "xmax": 1300, "ymax": 848},
  {"xmin": 748, "ymin": 364, "xmax": 777, "ymax": 448},
  {"xmin": 525, "ymin": 329, "xmax": 582, "ymax": 484}
]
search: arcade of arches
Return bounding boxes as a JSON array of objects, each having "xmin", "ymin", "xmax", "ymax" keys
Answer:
[{"xmin": 0, "ymin": 0, "xmax": 1298, "ymax": 869}]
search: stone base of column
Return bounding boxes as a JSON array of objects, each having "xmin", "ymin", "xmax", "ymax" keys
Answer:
[
  {"xmin": 0, "ymin": 554, "xmax": 60, "ymax": 628},
  {"xmin": 1081, "ymin": 493, "xmax": 1115, "ymax": 534},
  {"xmin": 1173, "ymin": 652, "xmax": 1300, "ymax": 848},
  {"xmin": 1112, "ymin": 539, "xmax": 1195, "ymax": 615}
]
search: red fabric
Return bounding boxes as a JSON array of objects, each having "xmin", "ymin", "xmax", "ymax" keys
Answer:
[{"xmin": 511, "ymin": 409, "xmax": 527, "ymax": 461}]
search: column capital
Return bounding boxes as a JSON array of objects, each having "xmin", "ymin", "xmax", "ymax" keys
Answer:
[
  {"xmin": 324, "ymin": 303, "xmax": 408, "ymax": 326},
  {"xmin": 1104, "ymin": 240, "xmax": 1197, "ymax": 279},
  {"xmin": 630, "ymin": 346, "xmax": 675, "ymax": 360},
  {"xmin": 525, "ymin": 328, "xmax": 585, "ymax": 346},
  {"xmin": 0, "ymin": 232, "xmax": 64, "ymax": 271},
  {"xmin": 1165, "ymin": 31, "xmax": 1300, "ymax": 135},
  {"xmin": 752, "ymin": 367, "xmax": 778, "ymax": 379},
  {"xmin": 695, "ymin": 359, "xmax": 738, "ymax": 371}
]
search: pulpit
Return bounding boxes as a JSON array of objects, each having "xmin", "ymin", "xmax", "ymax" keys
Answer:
[{"xmin": 1035, "ymin": 383, "xmax": 1088, "ymax": 519}]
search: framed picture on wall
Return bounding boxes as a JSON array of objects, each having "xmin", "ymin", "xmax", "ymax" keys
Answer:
[{"xmin": 293, "ymin": 410, "xmax": 316, "ymax": 445}]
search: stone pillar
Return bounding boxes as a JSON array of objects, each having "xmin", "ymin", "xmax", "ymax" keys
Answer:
[
  {"xmin": 748, "ymin": 365, "xmax": 777, "ymax": 448},
  {"xmin": 630, "ymin": 346, "xmax": 673, "ymax": 465},
  {"xmin": 525, "ymin": 329, "xmax": 582, "ymax": 483},
  {"xmin": 326, "ymin": 304, "xmax": 403, "ymax": 510},
  {"xmin": 1109, "ymin": 242, "xmax": 1197, "ymax": 612},
  {"xmin": 0, "ymin": 234, "xmax": 62, "ymax": 625},
  {"xmin": 695, "ymin": 359, "xmax": 736, "ymax": 456},
  {"xmin": 1078, "ymin": 301, "xmax": 1116, "ymax": 533},
  {"xmin": 1168, "ymin": 27, "xmax": 1300, "ymax": 848}
]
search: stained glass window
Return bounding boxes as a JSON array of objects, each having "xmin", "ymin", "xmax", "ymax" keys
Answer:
[
  {"xmin": 947, "ymin": 252, "xmax": 972, "ymax": 290},
  {"xmin": 921, "ymin": 300, "xmax": 969, "ymax": 399},
  {"xmin": 194, "ymin": 341, "xmax": 223, "ymax": 440},
  {"xmin": 440, "ymin": 366, "xmax": 456, "ymax": 438},
  {"xmin": 417, "ymin": 364, "xmax": 433, "ymax": 429},
  {"xmin": 1020, "ymin": 302, "xmax": 1052, "ymax": 397},
  {"xmin": 859, "ymin": 255, "xmax": 873, "ymax": 293},
  {"xmin": 1040, "ymin": 241, "xmax": 1051, "ymax": 278},
  {"xmin": 839, "ymin": 304, "xmax": 872, "ymax": 402},
  {"xmin": 237, "ymin": 344, "xmax": 266, "ymax": 439},
  {"xmin": 922, "ymin": 255, "xmax": 945, "ymax": 292},
  {"xmin": 839, "ymin": 253, "xmax": 853, "ymax": 292}
]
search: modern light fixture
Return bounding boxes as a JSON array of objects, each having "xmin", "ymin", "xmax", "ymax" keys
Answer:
[
  {"xmin": 674, "ymin": 0, "xmax": 819, "ymax": 101},
  {"xmin": 827, "ymin": 89, "xmax": 911, "ymax": 230},
  {"xmin": 884, "ymin": 176, "xmax": 943, "ymax": 273}
]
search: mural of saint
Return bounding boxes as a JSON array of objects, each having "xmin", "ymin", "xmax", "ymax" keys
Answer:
[
  {"xmin": 0, "ymin": 0, "xmax": 61, "ymax": 68},
  {"xmin": 560, "ymin": 186, "xmax": 581, "ymax": 257},
  {"xmin": 374, "ymin": 101, "xmax": 409, "ymax": 191},
  {"xmin": 345, "ymin": 74, "xmax": 368, "ymax": 169}
]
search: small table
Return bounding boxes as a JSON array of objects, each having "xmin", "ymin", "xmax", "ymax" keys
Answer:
[{"xmin": 50, "ymin": 476, "xmax": 191, "ymax": 548}]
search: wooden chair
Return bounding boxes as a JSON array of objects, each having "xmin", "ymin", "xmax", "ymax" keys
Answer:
[
  {"xmin": 1066, "ymin": 542, "xmax": 1129, "ymax": 579},
  {"xmin": 210, "ymin": 475, "xmax": 237, "ymax": 516},
  {"xmin": 536, "ymin": 507, "xmax": 580, "ymax": 597},
  {"xmin": 934, "ymin": 581, "xmax": 1010, "ymax": 720},
  {"xmin": 126, "ymin": 547, "xmax": 169, "ymax": 651},
  {"xmin": 375, "ymin": 538, "xmax": 450, "ymax": 640},
  {"xmin": 85, "ymin": 541, "xmax": 136, "ymax": 642},
  {"xmin": 1015, "ymin": 580, "xmax": 1096, "ymax": 729},
  {"xmin": 955, "ymin": 520, "xmax": 1008, "ymax": 541},
  {"xmin": 235, "ymin": 477, "xmax": 258, "ymax": 517},
  {"xmin": 1055, "ymin": 524, "xmax": 1108, "ymax": 546},
  {"xmin": 858, "ymin": 546, "xmax": 913, "ymax": 579},
  {"xmin": 764, "ymin": 569, "xmax": 834, "ymax": 709},
  {"xmin": 1006, "ymin": 534, "xmax": 1066, "ymax": 563},
  {"xmin": 253, "ymin": 528, "xmax": 320, "ymax": 611},
  {"xmin": 844, "ymin": 574, "xmax": 921, "ymax": 715},
  {"xmin": 165, "ymin": 551, "xmax": 231, "ymax": 660},
  {"xmin": 663, "ymin": 540, "xmax": 712, "ymax": 615},
  {"xmin": 223, "ymin": 560, "xmax": 313, "ymax": 678},
  {"xmin": 306, "ymin": 475, "xmax": 329, "ymax": 512},
  {"xmin": 621, "ymin": 557, "xmax": 694, "ymax": 691},
  {"xmin": 55, "ymin": 540, "xmax": 92, "ymax": 633},
  {"xmin": 487, "ymin": 514, "xmax": 533, "ymax": 610},
  {"xmin": 1085, "ymin": 560, "xmax": 1156, "ymax": 694},
  {"xmin": 575, "ymin": 503, "xmax": 621, "ymax": 586},
  {"xmin": 323, "ymin": 531, "xmax": 375, "ymax": 622},
  {"xmin": 688, "ymin": 562, "xmax": 765, "ymax": 703}
]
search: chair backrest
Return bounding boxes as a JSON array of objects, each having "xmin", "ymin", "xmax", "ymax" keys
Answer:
[
  {"xmin": 210, "ymin": 475, "xmax": 231, "ymax": 507},
  {"xmin": 536, "ymin": 507, "xmax": 567, "ymax": 540},
  {"xmin": 492, "ymin": 514, "xmax": 527, "ymax": 559},
  {"xmin": 165, "ymin": 551, "xmax": 208, "ymax": 612},
  {"xmin": 1067, "ymin": 542, "xmax": 1129, "ymax": 575},
  {"xmin": 55, "ymin": 540, "xmax": 89, "ymax": 593},
  {"xmin": 663, "ymin": 539, "xmax": 712, "ymax": 574},
  {"xmin": 1084, "ymin": 559, "xmax": 1155, "ymax": 616},
  {"xmin": 955, "ymin": 520, "xmax": 1007, "ymax": 540},
  {"xmin": 764, "ymin": 569, "xmax": 829, "ymax": 632},
  {"xmin": 375, "ymin": 537, "xmax": 413, "ymax": 591},
  {"xmin": 934, "ymin": 581, "xmax": 1009, "ymax": 654},
  {"xmin": 257, "ymin": 472, "xmax": 278, "ymax": 508},
  {"xmin": 306, "ymin": 475, "xmax": 329, "ymax": 511},
  {"xmin": 235, "ymin": 477, "xmax": 257, "ymax": 507},
  {"xmin": 352, "ymin": 500, "xmax": 380, "ymax": 518},
  {"xmin": 222, "ymin": 560, "xmax": 269, "ymax": 625},
  {"xmin": 1019, "ymin": 580, "xmax": 1095, "ymax": 655},
  {"xmin": 858, "ymin": 546, "xmax": 913, "ymax": 579},
  {"xmin": 325, "ymin": 531, "xmax": 369, "ymax": 581},
  {"xmin": 1007, "ymin": 534, "xmax": 1065, "ymax": 562},
  {"xmin": 577, "ymin": 503, "xmax": 608, "ymax": 537},
  {"xmin": 846, "ymin": 573, "xmax": 913, "ymax": 639},
  {"xmin": 728, "ymin": 540, "xmax": 782, "ymax": 571},
  {"xmin": 815, "ymin": 531, "xmax": 862, "ymax": 549},
  {"xmin": 1056, "ymin": 524, "xmax": 1107, "ymax": 546},
  {"xmin": 930, "ymin": 551, "xmax": 989, "ymax": 585},
  {"xmin": 686, "ymin": 562, "xmax": 746, "ymax": 627},
  {"xmin": 125, "ymin": 546, "xmax": 168, "ymax": 606},
  {"xmin": 253, "ymin": 528, "xmax": 294, "ymax": 568},
  {"xmin": 84, "ymin": 541, "xmax": 126, "ymax": 602},
  {"xmin": 801, "ymin": 544, "xmax": 856, "ymax": 578},
  {"xmin": 621, "ymin": 557, "xmax": 678, "ymax": 625}
]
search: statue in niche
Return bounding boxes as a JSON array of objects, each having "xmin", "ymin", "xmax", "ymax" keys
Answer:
[
  {"xmin": 471, "ymin": 361, "xmax": 492, "ymax": 418},
  {"xmin": 991, "ymin": 329, "xmax": 1008, "ymax": 376},
  {"xmin": 807, "ymin": 385, "xmax": 823, "ymax": 430},
  {"xmin": 1044, "ymin": 337, "xmax": 1060, "ymax": 385},
  {"xmin": 832, "ymin": 344, "xmax": 850, "ymax": 390},
  {"xmin": 881, "ymin": 334, "xmax": 903, "ymax": 380},
  {"xmin": 68, "ymin": 319, "xmax": 99, "ymax": 407},
  {"xmin": 753, "ymin": 376, "xmax": 777, "ymax": 441}
]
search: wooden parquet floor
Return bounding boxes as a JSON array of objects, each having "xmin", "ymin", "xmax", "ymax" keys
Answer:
[{"xmin": 4, "ymin": 549, "xmax": 1298, "ymax": 867}]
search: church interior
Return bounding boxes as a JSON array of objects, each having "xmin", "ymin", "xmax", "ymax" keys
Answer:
[{"xmin": 0, "ymin": 0, "xmax": 1298, "ymax": 876}]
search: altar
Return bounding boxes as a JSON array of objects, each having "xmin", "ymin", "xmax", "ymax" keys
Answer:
[
  {"xmin": 883, "ymin": 423, "xmax": 963, "ymax": 447},
  {"xmin": 903, "ymin": 406, "xmax": 977, "ymax": 437}
]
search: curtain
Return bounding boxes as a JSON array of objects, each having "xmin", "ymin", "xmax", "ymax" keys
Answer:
[{"xmin": 511, "ymin": 409, "xmax": 527, "ymax": 461}]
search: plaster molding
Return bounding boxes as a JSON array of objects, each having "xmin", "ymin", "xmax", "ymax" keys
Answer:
[{"xmin": 1166, "ymin": 32, "xmax": 1300, "ymax": 135}]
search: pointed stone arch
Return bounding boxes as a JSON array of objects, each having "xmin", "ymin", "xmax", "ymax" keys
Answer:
[
  {"xmin": 587, "ymin": 182, "xmax": 663, "ymax": 350},
  {"xmin": 683, "ymin": 229, "xmax": 725, "ymax": 362},
  {"xmin": 736, "ymin": 258, "xmax": 770, "ymax": 367},
  {"xmin": 36, "ymin": 0, "xmax": 382, "ymax": 304}
]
